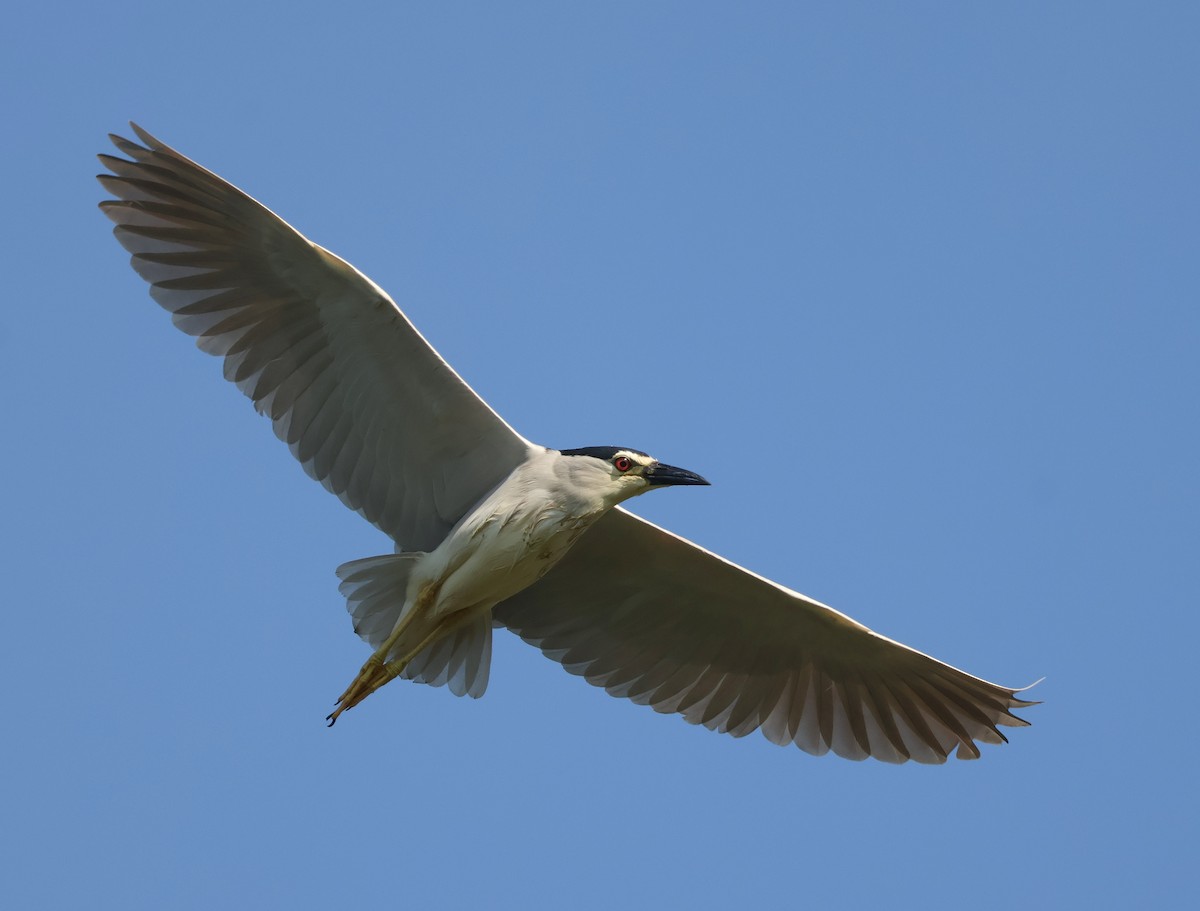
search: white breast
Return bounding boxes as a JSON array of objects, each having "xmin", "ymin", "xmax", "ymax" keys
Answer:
[{"xmin": 421, "ymin": 452, "xmax": 606, "ymax": 617}]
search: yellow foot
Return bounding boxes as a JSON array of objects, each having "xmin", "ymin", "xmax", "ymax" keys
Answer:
[
  {"xmin": 326, "ymin": 657, "xmax": 383, "ymax": 726},
  {"xmin": 325, "ymin": 658, "xmax": 405, "ymax": 727}
]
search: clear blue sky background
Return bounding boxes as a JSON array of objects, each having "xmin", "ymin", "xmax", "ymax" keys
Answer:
[{"xmin": 3, "ymin": 3, "xmax": 1196, "ymax": 908}]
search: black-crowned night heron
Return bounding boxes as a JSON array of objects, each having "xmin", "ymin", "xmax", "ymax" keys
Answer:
[{"xmin": 99, "ymin": 125, "xmax": 1036, "ymax": 763}]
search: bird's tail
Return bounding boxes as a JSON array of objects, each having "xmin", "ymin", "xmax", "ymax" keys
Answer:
[
  {"xmin": 337, "ymin": 553, "xmax": 424, "ymax": 650},
  {"xmin": 335, "ymin": 554, "xmax": 493, "ymax": 698}
]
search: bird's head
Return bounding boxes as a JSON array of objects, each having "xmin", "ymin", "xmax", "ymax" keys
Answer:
[{"xmin": 559, "ymin": 446, "xmax": 710, "ymax": 506}]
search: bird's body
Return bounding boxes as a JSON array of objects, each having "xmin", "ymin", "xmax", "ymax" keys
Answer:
[
  {"xmin": 413, "ymin": 448, "xmax": 592, "ymax": 620},
  {"xmin": 439, "ymin": 447, "xmax": 637, "ymax": 597},
  {"xmin": 330, "ymin": 446, "xmax": 708, "ymax": 720},
  {"xmin": 99, "ymin": 124, "xmax": 1037, "ymax": 763}
]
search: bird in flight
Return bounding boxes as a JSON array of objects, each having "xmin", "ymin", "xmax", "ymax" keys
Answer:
[{"xmin": 99, "ymin": 124, "xmax": 1036, "ymax": 763}]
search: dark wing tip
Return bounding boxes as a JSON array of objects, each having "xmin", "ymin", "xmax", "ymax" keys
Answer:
[
  {"xmin": 129, "ymin": 121, "xmax": 159, "ymax": 149},
  {"xmin": 1008, "ymin": 677, "xmax": 1045, "ymax": 710}
]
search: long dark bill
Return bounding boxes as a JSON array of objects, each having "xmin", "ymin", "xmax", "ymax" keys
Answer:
[{"xmin": 646, "ymin": 463, "xmax": 710, "ymax": 486}]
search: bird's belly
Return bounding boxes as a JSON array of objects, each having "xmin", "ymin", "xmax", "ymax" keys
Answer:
[{"xmin": 430, "ymin": 509, "xmax": 593, "ymax": 616}]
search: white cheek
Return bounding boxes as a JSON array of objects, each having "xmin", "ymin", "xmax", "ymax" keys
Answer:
[{"xmin": 618, "ymin": 477, "xmax": 651, "ymax": 502}]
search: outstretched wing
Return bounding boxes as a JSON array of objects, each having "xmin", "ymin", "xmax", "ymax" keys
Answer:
[
  {"xmin": 495, "ymin": 508, "xmax": 1036, "ymax": 764},
  {"xmin": 99, "ymin": 125, "xmax": 533, "ymax": 551}
]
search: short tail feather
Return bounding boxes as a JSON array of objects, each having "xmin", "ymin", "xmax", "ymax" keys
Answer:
[{"xmin": 336, "ymin": 554, "xmax": 492, "ymax": 698}]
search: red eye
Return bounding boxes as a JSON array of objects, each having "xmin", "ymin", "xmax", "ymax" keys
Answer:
[{"xmin": 614, "ymin": 456, "xmax": 632, "ymax": 472}]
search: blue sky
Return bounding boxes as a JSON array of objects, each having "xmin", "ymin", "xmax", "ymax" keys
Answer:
[{"xmin": 4, "ymin": 2, "xmax": 1197, "ymax": 907}]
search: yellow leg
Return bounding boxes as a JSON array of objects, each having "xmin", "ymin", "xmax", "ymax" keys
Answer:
[
  {"xmin": 366, "ymin": 611, "xmax": 477, "ymax": 692},
  {"xmin": 326, "ymin": 608, "xmax": 475, "ymax": 726},
  {"xmin": 327, "ymin": 585, "xmax": 437, "ymax": 726}
]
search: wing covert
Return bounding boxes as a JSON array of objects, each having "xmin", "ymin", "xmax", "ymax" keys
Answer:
[
  {"xmin": 99, "ymin": 124, "xmax": 532, "ymax": 550},
  {"xmin": 495, "ymin": 508, "xmax": 1035, "ymax": 764}
]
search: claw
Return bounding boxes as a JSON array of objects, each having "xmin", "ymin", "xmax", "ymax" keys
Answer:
[{"xmin": 326, "ymin": 662, "xmax": 398, "ymax": 728}]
